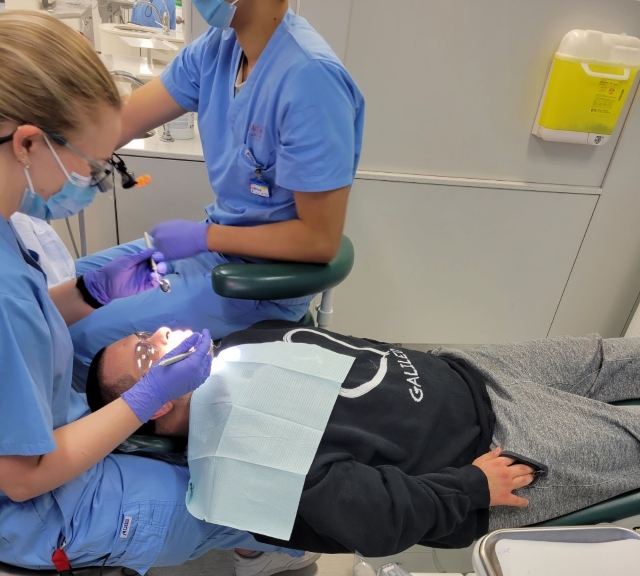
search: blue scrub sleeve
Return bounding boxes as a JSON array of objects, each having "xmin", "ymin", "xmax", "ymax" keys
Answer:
[
  {"xmin": 0, "ymin": 295, "xmax": 56, "ymax": 456},
  {"xmin": 160, "ymin": 29, "xmax": 214, "ymax": 112},
  {"xmin": 276, "ymin": 60, "xmax": 364, "ymax": 193}
]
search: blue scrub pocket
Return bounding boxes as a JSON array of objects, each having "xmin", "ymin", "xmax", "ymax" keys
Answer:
[
  {"xmin": 108, "ymin": 502, "xmax": 169, "ymax": 575},
  {"xmin": 237, "ymin": 146, "xmax": 280, "ymax": 206}
]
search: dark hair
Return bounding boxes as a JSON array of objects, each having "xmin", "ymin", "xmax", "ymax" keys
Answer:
[{"xmin": 86, "ymin": 346, "xmax": 156, "ymax": 435}]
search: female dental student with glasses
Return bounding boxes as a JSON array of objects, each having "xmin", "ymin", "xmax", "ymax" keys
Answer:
[
  {"xmin": 0, "ymin": 11, "xmax": 304, "ymax": 576},
  {"xmin": 70, "ymin": 0, "xmax": 366, "ymax": 385}
]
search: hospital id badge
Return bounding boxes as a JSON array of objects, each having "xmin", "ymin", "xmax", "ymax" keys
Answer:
[{"xmin": 250, "ymin": 179, "xmax": 271, "ymax": 198}]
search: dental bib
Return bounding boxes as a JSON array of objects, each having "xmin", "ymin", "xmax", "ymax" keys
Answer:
[{"xmin": 186, "ymin": 341, "xmax": 355, "ymax": 540}]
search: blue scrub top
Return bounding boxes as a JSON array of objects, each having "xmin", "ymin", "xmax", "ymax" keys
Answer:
[
  {"xmin": 131, "ymin": 0, "xmax": 176, "ymax": 30},
  {"xmin": 160, "ymin": 10, "xmax": 365, "ymax": 228},
  {"xmin": 0, "ymin": 218, "xmax": 84, "ymax": 456},
  {"xmin": 0, "ymin": 218, "xmax": 280, "ymax": 572},
  {"xmin": 0, "ymin": 217, "xmax": 116, "ymax": 567}
]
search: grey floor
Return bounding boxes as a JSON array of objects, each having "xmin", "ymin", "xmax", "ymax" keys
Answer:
[
  {"xmin": 0, "ymin": 553, "xmax": 355, "ymax": 576},
  {"xmin": 149, "ymin": 550, "xmax": 355, "ymax": 576}
]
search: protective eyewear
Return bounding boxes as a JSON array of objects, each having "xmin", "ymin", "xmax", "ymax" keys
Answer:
[
  {"xmin": 0, "ymin": 129, "xmax": 141, "ymax": 192},
  {"xmin": 135, "ymin": 331, "xmax": 160, "ymax": 379},
  {"xmin": 46, "ymin": 132, "xmax": 140, "ymax": 192}
]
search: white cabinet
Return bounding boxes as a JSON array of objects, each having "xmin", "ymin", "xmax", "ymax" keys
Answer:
[
  {"xmin": 330, "ymin": 178, "xmax": 597, "ymax": 345},
  {"xmin": 114, "ymin": 155, "xmax": 212, "ymax": 244}
]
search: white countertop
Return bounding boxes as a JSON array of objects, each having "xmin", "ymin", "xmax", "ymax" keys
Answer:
[
  {"xmin": 119, "ymin": 124, "xmax": 205, "ymax": 162},
  {"xmin": 101, "ymin": 53, "xmax": 168, "ymax": 82},
  {"xmin": 100, "ymin": 22, "xmax": 184, "ymax": 44}
]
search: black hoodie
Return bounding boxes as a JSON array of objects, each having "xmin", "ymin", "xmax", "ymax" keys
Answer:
[{"xmin": 218, "ymin": 320, "xmax": 494, "ymax": 555}]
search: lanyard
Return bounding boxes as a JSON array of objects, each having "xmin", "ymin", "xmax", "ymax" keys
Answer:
[
  {"xmin": 52, "ymin": 544, "xmax": 110, "ymax": 576},
  {"xmin": 52, "ymin": 545, "xmax": 73, "ymax": 576}
]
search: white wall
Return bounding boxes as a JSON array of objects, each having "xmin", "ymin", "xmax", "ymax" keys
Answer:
[{"xmin": 299, "ymin": 0, "xmax": 640, "ymax": 345}]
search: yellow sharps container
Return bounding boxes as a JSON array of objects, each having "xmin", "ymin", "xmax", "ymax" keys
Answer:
[{"xmin": 533, "ymin": 30, "xmax": 640, "ymax": 145}]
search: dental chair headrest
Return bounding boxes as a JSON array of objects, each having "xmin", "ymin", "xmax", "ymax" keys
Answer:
[{"xmin": 86, "ymin": 347, "xmax": 106, "ymax": 414}]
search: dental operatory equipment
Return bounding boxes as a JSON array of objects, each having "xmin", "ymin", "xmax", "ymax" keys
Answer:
[
  {"xmin": 352, "ymin": 554, "xmax": 411, "ymax": 576},
  {"xmin": 157, "ymin": 348, "xmax": 196, "ymax": 367},
  {"xmin": 377, "ymin": 564, "xmax": 412, "ymax": 576},
  {"xmin": 131, "ymin": 0, "xmax": 171, "ymax": 36},
  {"xmin": 157, "ymin": 338, "xmax": 215, "ymax": 367},
  {"xmin": 144, "ymin": 231, "xmax": 171, "ymax": 292},
  {"xmin": 472, "ymin": 526, "xmax": 640, "ymax": 576},
  {"xmin": 352, "ymin": 553, "xmax": 376, "ymax": 576}
]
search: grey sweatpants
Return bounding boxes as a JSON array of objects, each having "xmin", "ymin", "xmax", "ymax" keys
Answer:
[{"xmin": 433, "ymin": 334, "xmax": 640, "ymax": 529}]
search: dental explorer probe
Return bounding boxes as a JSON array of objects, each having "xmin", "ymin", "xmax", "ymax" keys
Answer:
[
  {"xmin": 157, "ymin": 340, "xmax": 215, "ymax": 367},
  {"xmin": 157, "ymin": 349, "xmax": 196, "ymax": 367},
  {"xmin": 144, "ymin": 232, "xmax": 171, "ymax": 293}
]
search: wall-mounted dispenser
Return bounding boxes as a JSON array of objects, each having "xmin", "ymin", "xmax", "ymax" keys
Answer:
[{"xmin": 533, "ymin": 30, "xmax": 640, "ymax": 145}]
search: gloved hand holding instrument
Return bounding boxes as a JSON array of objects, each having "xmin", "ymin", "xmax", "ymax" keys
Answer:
[
  {"xmin": 78, "ymin": 248, "xmax": 168, "ymax": 307},
  {"xmin": 123, "ymin": 329, "xmax": 213, "ymax": 423}
]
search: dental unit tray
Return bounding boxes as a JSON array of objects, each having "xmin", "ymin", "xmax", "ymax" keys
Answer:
[{"xmin": 472, "ymin": 525, "xmax": 640, "ymax": 576}]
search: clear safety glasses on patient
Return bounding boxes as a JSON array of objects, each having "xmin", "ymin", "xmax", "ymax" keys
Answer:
[{"xmin": 135, "ymin": 332, "xmax": 160, "ymax": 378}]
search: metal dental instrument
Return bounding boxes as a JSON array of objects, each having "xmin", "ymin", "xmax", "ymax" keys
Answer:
[
  {"xmin": 157, "ymin": 340, "xmax": 215, "ymax": 368},
  {"xmin": 157, "ymin": 348, "xmax": 196, "ymax": 367},
  {"xmin": 144, "ymin": 232, "xmax": 171, "ymax": 293}
]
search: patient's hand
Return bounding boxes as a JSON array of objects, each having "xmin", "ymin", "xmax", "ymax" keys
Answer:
[{"xmin": 472, "ymin": 447, "xmax": 535, "ymax": 507}]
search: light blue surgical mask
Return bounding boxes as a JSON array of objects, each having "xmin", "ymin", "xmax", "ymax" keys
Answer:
[
  {"xmin": 19, "ymin": 135, "xmax": 98, "ymax": 220},
  {"xmin": 193, "ymin": 0, "xmax": 240, "ymax": 30}
]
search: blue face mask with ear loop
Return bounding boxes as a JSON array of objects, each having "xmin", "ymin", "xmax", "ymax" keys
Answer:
[
  {"xmin": 193, "ymin": 0, "xmax": 241, "ymax": 30},
  {"xmin": 19, "ymin": 134, "xmax": 99, "ymax": 221}
]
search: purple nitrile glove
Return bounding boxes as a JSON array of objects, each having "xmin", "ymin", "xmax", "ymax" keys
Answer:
[
  {"xmin": 83, "ymin": 249, "xmax": 167, "ymax": 306},
  {"xmin": 149, "ymin": 220, "xmax": 209, "ymax": 261},
  {"xmin": 122, "ymin": 329, "xmax": 213, "ymax": 423}
]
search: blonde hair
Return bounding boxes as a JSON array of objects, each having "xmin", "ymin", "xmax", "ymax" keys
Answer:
[{"xmin": 0, "ymin": 10, "xmax": 121, "ymax": 137}]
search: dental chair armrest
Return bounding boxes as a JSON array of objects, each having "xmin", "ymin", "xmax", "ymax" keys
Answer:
[
  {"xmin": 536, "ymin": 398, "xmax": 640, "ymax": 527},
  {"xmin": 211, "ymin": 236, "xmax": 355, "ymax": 301},
  {"xmin": 610, "ymin": 399, "xmax": 640, "ymax": 408},
  {"xmin": 536, "ymin": 489, "xmax": 640, "ymax": 527}
]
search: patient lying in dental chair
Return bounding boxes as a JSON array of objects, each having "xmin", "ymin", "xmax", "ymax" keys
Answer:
[{"xmin": 86, "ymin": 320, "xmax": 640, "ymax": 557}]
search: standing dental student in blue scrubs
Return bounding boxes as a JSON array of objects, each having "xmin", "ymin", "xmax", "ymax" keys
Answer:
[
  {"xmin": 71, "ymin": 0, "xmax": 365, "ymax": 382},
  {"xmin": 0, "ymin": 11, "xmax": 310, "ymax": 576}
]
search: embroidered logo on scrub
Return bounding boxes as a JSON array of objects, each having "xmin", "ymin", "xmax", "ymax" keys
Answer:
[
  {"xmin": 282, "ymin": 328, "xmax": 423, "ymax": 402},
  {"xmin": 249, "ymin": 124, "xmax": 264, "ymax": 141},
  {"xmin": 119, "ymin": 516, "xmax": 132, "ymax": 539}
]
